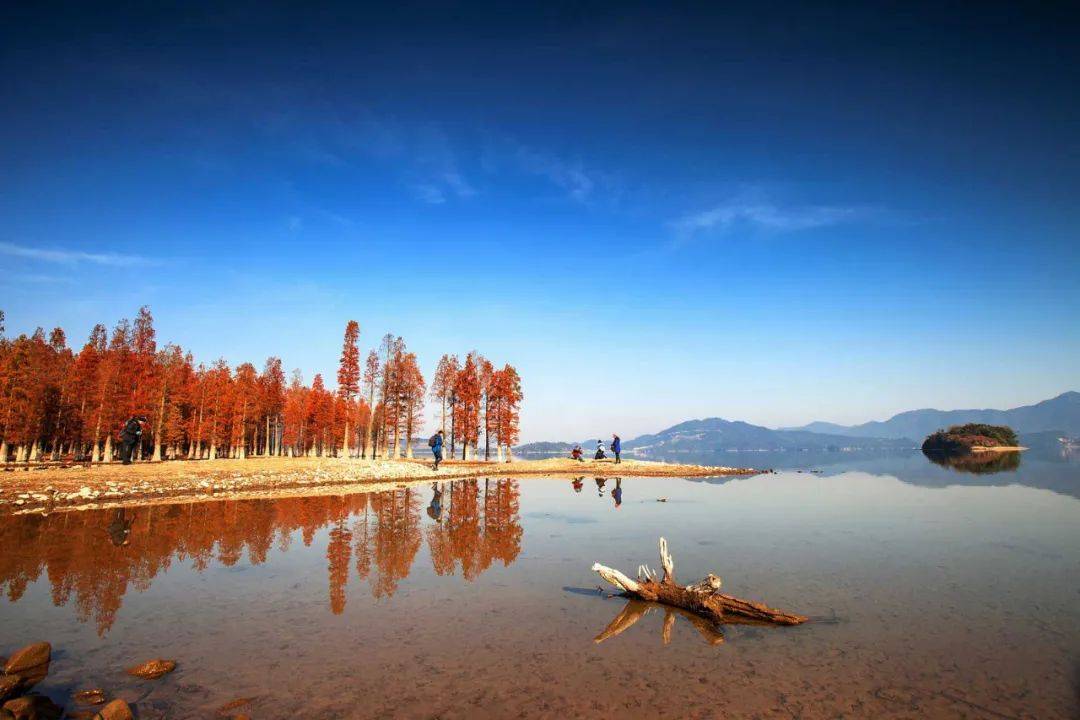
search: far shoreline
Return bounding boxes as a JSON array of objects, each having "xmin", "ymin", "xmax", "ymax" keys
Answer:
[{"xmin": 0, "ymin": 456, "xmax": 759, "ymax": 514}]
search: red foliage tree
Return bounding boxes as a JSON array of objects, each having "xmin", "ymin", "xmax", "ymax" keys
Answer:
[{"xmin": 337, "ymin": 321, "xmax": 361, "ymax": 456}]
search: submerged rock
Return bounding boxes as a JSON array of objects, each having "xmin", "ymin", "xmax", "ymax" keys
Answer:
[
  {"xmin": 2, "ymin": 695, "xmax": 63, "ymax": 720},
  {"xmin": 3, "ymin": 643, "xmax": 51, "ymax": 674},
  {"xmin": 72, "ymin": 690, "xmax": 106, "ymax": 705},
  {"xmin": 215, "ymin": 697, "xmax": 254, "ymax": 715},
  {"xmin": 93, "ymin": 699, "xmax": 132, "ymax": 720},
  {"xmin": 0, "ymin": 677, "xmax": 22, "ymax": 703},
  {"xmin": 125, "ymin": 659, "xmax": 175, "ymax": 680}
]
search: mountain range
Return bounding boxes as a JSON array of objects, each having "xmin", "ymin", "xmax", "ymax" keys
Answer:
[
  {"xmin": 782, "ymin": 391, "xmax": 1080, "ymax": 440},
  {"xmin": 516, "ymin": 391, "xmax": 1079, "ymax": 455}
]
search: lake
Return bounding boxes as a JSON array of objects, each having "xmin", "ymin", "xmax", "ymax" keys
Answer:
[{"xmin": 2, "ymin": 452, "xmax": 1078, "ymax": 718}]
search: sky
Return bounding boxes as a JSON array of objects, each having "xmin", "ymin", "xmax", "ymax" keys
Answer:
[{"xmin": 1, "ymin": 1, "xmax": 1078, "ymax": 442}]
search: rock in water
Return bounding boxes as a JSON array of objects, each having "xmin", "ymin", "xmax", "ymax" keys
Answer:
[
  {"xmin": 126, "ymin": 659, "xmax": 176, "ymax": 679},
  {"xmin": 216, "ymin": 698, "xmax": 255, "ymax": 715},
  {"xmin": 64, "ymin": 712, "xmax": 96, "ymax": 720},
  {"xmin": 3, "ymin": 643, "xmax": 51, "ymax": 674},
  {"xmin": 93, "ymin": 699, "xmax": 132, "ymax": 720},
  {"xmin": 73, "ymin": 690, "xmax": 106, "ymax": 705},
  {"xmin": 0, "ymin": 677, "xmax": 21, "ymax": 703},
  {"xmin": 2, "ymin": 695, "xmax": 63, "ymax": 720}
]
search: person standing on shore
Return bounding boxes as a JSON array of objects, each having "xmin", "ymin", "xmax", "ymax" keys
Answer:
[
  {"xmin": 611, "ymin": 434, "xmax": 622, "ymax": 464},
  {"xmin": 430, "ymin": 430, "xmax": 445, "ymax": 470},
  {"xmin": 119, "ymin": 416, "xmax": 144, "ymax": 465}
]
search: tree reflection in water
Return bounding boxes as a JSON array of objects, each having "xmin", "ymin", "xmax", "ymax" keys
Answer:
[
  {"xmin": 922, "ymin": 449, "xmax": 1022, "ymax": 474},
  {"xmin": 0, "ymin": 480, "xmax": 523, "ymax": 634},
  {"xmin": 427, "ymin": 479, "xmax": 522, "ymax": 581}
]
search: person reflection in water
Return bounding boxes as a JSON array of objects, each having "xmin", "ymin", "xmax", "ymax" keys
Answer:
[
  {"xmin": 427, "ymin": 483, "xmax": 444, "ymax": 522},
  {"xmin": 572, "ymin": 477, "xmax": 584, "ymax": 493},
  {"xmin": 595, "ymin": 477, "xmax": 607, "ymax": 496},
  {"xmin": 106, "ymin": 509, "xmax": 134, "ymax": 546},
  {"xmin": 612, "ymin": 478, "xmax": 622, "ymax": 509}
]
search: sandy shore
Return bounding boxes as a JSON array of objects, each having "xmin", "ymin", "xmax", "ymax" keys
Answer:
[
  {"xmin": 0, "ymin": 456, "xmax": 757, "ymax": 513},
  {"xmin": 969, "ymin": 445, "xmax": 1026, "ymax": 452}
]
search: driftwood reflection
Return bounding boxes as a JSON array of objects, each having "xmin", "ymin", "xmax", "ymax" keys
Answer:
[
  {"xmin": 595, "ymin": 599, "xmax": 726, "ymax": 646},
  {"xmin": 595, "ymin": 596, "xmax": 800, "ymax": 647}
]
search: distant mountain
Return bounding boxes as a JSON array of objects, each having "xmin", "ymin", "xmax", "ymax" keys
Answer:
[
  {"xmin": 783, "ymin": 391, "xmax": 1080, "ymax": 440},
  {"xmin": 623, "ymin": 418, "xmax": 911, "ymax": 454},
  {"xmin": 515, "ymin": 441, "xmax": 577, "ymax": 456}
]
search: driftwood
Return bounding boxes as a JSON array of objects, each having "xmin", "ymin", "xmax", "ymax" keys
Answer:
[{"xmin": 592, "ymin": 537, "xmax": 807, "ymax": 627}]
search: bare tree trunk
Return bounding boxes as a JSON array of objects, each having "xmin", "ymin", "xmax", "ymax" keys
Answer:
[
  {"xmin": 103, "ymin": 435, "xmax": 112, "ymax": 463},
  {"xmin": 153, "ymin": 388, "xmax": 166, "ymax": 462},
  {"xmin": 51, "ymin": 387, "xmax": 66, "ymax": 460},
  {"xmin": 484, "ymin": 395, "xmax": 490, "ymax": 461},
  {"xmin": 342, "ymin": 421, "xmax": 350, "ymax": 458},
  {"xmin": 91, "ymin": 410, "xmax": 103, "ymax": 462}
]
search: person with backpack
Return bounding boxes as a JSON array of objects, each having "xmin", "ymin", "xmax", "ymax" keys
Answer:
[
  {"xmin": 611, "ymin": 433, "xmax": 622, "ymax": 464},
  {"xmin": 119, "ymin": 416, "xmax": 145, "ymax": 465},
  {"xmin": 429, "ymin": 430, "xmax": 445, "ymax": 470}
]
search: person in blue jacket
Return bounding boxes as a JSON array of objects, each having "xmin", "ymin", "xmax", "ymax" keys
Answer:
[
  {"xmin": 429, "ymin": 430, "xmax": 445, "ymax": 470},
  {"xmin": 611, "ymin": 434, "xmax": 622, "ymax": 464}
]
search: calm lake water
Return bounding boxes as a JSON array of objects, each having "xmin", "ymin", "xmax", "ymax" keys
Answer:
[{"xmin": 2, "ymin": 452, "xmax": 1078, "ymax": 719}]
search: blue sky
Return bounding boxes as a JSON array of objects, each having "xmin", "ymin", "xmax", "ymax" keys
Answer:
[{"xmin": 2, "ymin": 2, "xmax": 1078, "ymax": 441}]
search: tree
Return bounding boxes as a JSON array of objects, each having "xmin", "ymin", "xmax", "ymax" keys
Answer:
[
  {"xmin": 453, "ymin": 353, "xmax": 482, "ymax": 460},
  {"xmin": 282, "ymin": 370, "xmax": 307, "ymax": 457},
  {"xmin": 150, "ymin": 344, "xmax": 185, "ymax": 461},
  {"xmin": 477, "ymin": 356, "xmax": 494, "ymax": 460},
  {"xmin": 398, "ymin": 353, "xmax": 426, "ymax": 458},
  {"xmin": 337, "ymin": 321, "xmax": 360, "ymax": 456},
  {"xmin": 430, "ymin": 354, "xmax": 459, "ymax": 444},
  {"xmin": 258, "ymin": 357, "xmax": 285, "ymax": 456},
  {"xmin": 362, "ymin": 350, "xmax": 380, "ymax": 459},
  {"xmin": 490, "ymin": 365, "xmax": 523, "ymax": 461},
  {"xmin": 67, "ymin": 325, "xmax": 107, "ymax": 460},
  {"xmin": 204, "ymin": 359, "xmax": 232, "ymax": 459}
]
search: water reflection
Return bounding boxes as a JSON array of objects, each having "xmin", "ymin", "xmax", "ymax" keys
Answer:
[
  {"xmin": 0, "ymin": 480, "xmax": 523, "ymax": 634},
  {"xmin": 922, "ymin": 449, "xmax": 1022, "ymax": 474},
  {"xmin": 594, "ymin": 599, "xmax": 726, "ymax": 646}
]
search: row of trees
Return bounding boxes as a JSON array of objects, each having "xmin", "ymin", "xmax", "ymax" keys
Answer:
[{"xmin": 0, "ymin": 308, "xmax": 522, "ymax": 463}]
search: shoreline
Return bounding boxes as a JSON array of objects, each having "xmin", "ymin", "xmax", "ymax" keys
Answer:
[
  {"xmin": 0, "ymin": 456, "xmax": 758, "ymax": 514},
  {"xmin": 969, "ymin": 445, "xmax": 1026, "ymax": 453}
]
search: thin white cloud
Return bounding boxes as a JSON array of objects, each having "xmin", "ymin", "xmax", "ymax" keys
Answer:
[
  {"xmin": 4, "ymin": 273, "xmax": 75, "ymax": 284},
  {"xmin": 513, "ymin": 144, "xmax": 596, "ymax": 201},
  {"xmin": 673, "ymin": 202, "xmax": 866, "ymax": 234},
  {"xmin": 442, "ymin": 171, "xmax": 476, "ymax": 198},
  {"xmin": 413, "ymin": 184, "xmax": 447, "ymax": 205},
  {"xmin": 0, "ymin": 241, "xmax": 154, "ymax": 267}
]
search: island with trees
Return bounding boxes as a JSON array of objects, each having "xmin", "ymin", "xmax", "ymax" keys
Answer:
[{"xmin": 921, "ymin": 423, "xmax": 1024, "ymax": 455}]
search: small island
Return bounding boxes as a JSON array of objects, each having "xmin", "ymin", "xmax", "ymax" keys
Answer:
[{"xmin": 921, "ymin": 423, "xmax": 1024, "ymax": 454}]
